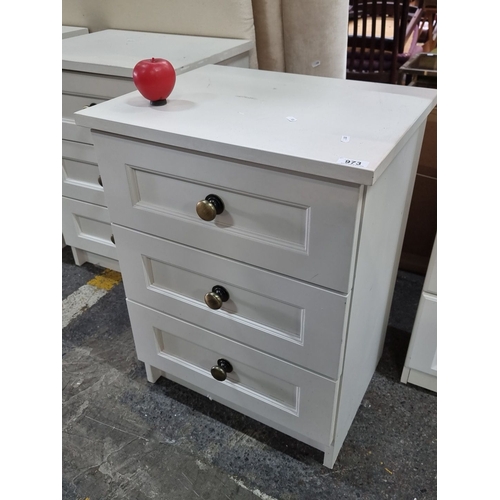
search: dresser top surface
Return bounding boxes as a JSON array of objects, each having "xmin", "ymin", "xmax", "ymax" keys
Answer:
[
  {"xmin": 75, "ymin": 65, "xmax": 437, "ymax": 185},
  {"xmin": 62, "ymin": 29, "xmax": 253, "ymax": 78}
]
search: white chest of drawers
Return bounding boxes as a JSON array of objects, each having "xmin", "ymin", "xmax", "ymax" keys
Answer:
[
  {"xmin": 75, "ymin": 65, "xmax": 436, "ymax": 468},
  {"xmin": 62, "ymin": 30, "xmax": 253, "ymax": 270}
]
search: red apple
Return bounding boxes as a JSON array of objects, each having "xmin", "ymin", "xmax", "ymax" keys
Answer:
[{"xmin": 132, "ymin": 58, "xmax": 176, "ymax": 106}]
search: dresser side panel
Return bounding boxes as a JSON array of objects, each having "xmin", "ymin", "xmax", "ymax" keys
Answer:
[{"xmin": 332, "ymin": 123, "xmax": 426, "ymax": 453}]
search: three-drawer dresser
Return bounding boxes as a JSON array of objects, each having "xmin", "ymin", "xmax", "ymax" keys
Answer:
[
  {"xmin": 75, "ymin": 65, "xmax": 437, "ymax": 467},
  {"xmin": 62, "ymin": 29, "xmax": 253, "ymax": 270}
]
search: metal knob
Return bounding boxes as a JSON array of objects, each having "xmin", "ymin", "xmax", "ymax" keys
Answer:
[
  {"xmin": 204, "ymin": 285, "xmax": 230, "ymax": 310},
  {"xmin": 196, "ymin": 194, "xmax": 225, "ymax": 221},
  {"xmin": 211, "ymin": 359, "xmax": 233, "ymax": 381}
]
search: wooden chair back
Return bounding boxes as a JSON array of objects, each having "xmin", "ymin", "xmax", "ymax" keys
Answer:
[{"xmin": 347, "ymin": 0, "xmax": 423, "ymax": 84}]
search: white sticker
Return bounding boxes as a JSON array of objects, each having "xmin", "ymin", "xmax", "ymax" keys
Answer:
[
  {"xmin": 341, "ymin": 135, "xmax": 350, "ymax": 142},
  {"xmin": 337, "ymin": 157, "xmax": 369, "ymax": 168},
  {"xmin": 286, "ymin": 116, "xmax": 297, "ymax": 122},
  {"xmin": 312, "ymin": 60, "xmax": 321, "ymax": 68}
]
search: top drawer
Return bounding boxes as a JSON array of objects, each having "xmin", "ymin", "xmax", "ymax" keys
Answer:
[{"xmin": 93, "ymin": 133, "xmax": 363, "ymax": 292}]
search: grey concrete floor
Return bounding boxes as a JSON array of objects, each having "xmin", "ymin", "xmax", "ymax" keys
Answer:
[{"xmin": 62, "ymin": 246, "xmax": 437, "ymax": 500}]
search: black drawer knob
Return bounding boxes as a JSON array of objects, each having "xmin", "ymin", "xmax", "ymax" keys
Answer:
[{"xmin": 211, "ymin": 359, "xmax": 233, "ymax": 381}]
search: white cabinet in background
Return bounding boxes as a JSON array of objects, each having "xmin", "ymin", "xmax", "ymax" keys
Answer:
[
  {"xmin": 401, "ymin": 236, "xmax": 437, "ymax": 392},
  {"xmin": 62, "ymin": 26, "xmax": 89, "ymax": 39},
  {"xmin": 62, "ymin": 30, "xmax": 253, "ymax": 270},
  {"xmin": 75, "ymin": 65, "xmax": 436, "ymax": 468}
]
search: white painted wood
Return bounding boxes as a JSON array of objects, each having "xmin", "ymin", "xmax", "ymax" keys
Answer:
[
  {"xmin": 330, "ymin": 125, "xmax": 426, "ymax": 459},
  {"xmin": 62, "ymin": 30, "xmax": 253, "ymax": 77},
  {"xmin": 402, "ymin": 292, "xmax": 437, "ymax": 385},
  {"xmin": 322, "ymin": 446, "xmax": 339, "ymax": 469},
  {"xmin": 62, "ymin": 197, "xmax": 118, "ymax": 263},
  {"xmin": 91, "ymin": 134, "xmax": 362, "ymax": 292},
  {"xmin": 401, "ymin": 236, "xmax": 437, "ymax": 392},
  {"xmin": 142, "ymin": 363, "xmax": 336, "ymax": 454},
  {"xmin": 127, "ymin": 299, "xmax": 339, "ymax": 445},
  {"xmin": 401, "ymin": 367, "xmax": 437, "ymax": 393},
  {"xmin": 145, "ymin": 363, "xmax": 162, "ymax": 383},
  {"xmin": 62, "ymin": 120, "xmax": 93, "ymax": 144},
  {"xmin": 71, "ymin": 248, "xmax": 121, "ymax": 272},
  {"xmin": 76, "ymin": 65, "xmax": 437, "ymax": 186},
  {"xmin": 112, "ymin": 224, "xmax": 349, "ymax": 379},
  {"xmin": 76, "ymin": 65, "xmax": 437, "ymax": 468},
  {"xmin": 423, "ymin": 237, "xmax": 437, "ymax": 295},
  {"xmin": 62, "ymin": 141, "xmax": 107, "ymax": 207},
  {"xmin": 62, "ymin": 94, "xmax": 107, "ymax": 122},
  {"xmin": 62, "ymin": 26, "xmax": 89, "ymax": 39},
  {"xmin": 216, "ymin": 53, "xmax": 250, "ymax": 69},
  {"xmin": 62, "ymin": 30, "xmax": 252, "ymax": 270}
]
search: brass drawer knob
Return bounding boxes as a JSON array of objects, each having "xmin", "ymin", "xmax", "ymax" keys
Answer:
[
  {"xmin": 204, "ymin": 285, "xmax": 230, "ymax": 310},
  {"xmin": 211, "ymin": 359, "xmax": 233, "ymax": 381},
  {"xmin": 196, "ymin": 194, "xmax": 225, "ymax": 221}
]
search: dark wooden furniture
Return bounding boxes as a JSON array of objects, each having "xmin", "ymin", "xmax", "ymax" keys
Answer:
[{"xmin": 347, "ymin": 0, "xmax": 424, "ymax": 84}]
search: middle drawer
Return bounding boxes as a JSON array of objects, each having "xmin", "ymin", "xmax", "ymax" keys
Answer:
[
  {"xmin": 62, "ymin": 140, "xmax": 107, "ymax": 206},
  {"xmin": 113, "ymin": 225, "xmax": 349, "ymax": 380}
]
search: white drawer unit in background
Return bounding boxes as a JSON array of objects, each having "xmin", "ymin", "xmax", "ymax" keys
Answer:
[
  {"xmin": 401, "ymin": 236, "xmax": 437, "ymax": 392},
  {"xmin": 75, "ymin": 65, "xmax": 437, "ymax": 468},
  {"xmin": 62, "ymin": 30, "xmax": 254, "ymax": 271},
  {"xmin": 62, "ymin": 26, "xmax": 89, "ymax": 39}
]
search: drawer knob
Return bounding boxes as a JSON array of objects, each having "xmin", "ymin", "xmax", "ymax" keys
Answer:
[
  {"xmin": 196, "ymin": 194, "xmax": 225, "ymax": 221},
  {"xmin": 211, "ymin": 359, "xmax": 233, "ymax": 381},
  {"xmin": 204, "ymin": 285, "xmax": 230, "ymax": 310}
]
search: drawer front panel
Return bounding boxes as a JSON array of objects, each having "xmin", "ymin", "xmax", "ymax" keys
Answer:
[
  {"xmin": 62, "ymin": 119, "xmax": 93, "ymax": 143},
  {"xmin": 127, "ymin": 299, "xmax": 338, "ymax": 444},
  {"xmin": 62, "ymin": 197, "xmax": 117, "ymax": 260},
  {"xmin": 62, "ymin": 118, "xmax": 92, "ymax": 144},
  {"xmin": 62, "ymin": 141, "xmax": 106, "ymax": 206},
  {"xmin": 93, "ymin": 133, "xmax": 362, "ymax": 292},
  {"xmin": 62, "ymin": 71, "xmax": 136, "ymax": 100},
  {"xmin": 114, "ymin": 225, "xmax": 348, "ymax": 379},
  {"xmin": 62, "ymin": 94, "xmax": 107, "ymax": 122}
]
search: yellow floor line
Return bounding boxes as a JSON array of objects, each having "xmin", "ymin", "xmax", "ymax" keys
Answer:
[
  {"xmin": 87, "ymin": 269, "xmax": 122, "ymax": 290},
  {"xmin": 62, "ymin": 269, "xmax": 122, "ymax": 329}
]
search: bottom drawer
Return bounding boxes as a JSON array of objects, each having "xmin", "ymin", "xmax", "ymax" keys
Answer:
[
  {"xmin": 62, "ymin": 197, "xmax": 117, "ymax": 261},
  {"xmin": 127, "ymin": 299, "xmax": 338, "ymax": 447}
]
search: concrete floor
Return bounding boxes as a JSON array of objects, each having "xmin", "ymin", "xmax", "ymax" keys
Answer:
[{"xmin": 62, "ymin": 246, "xmax": 437, "ymax": 500}]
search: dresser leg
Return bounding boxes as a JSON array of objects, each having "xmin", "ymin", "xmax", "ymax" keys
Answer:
[
  {"xmin": 71, "ymin": 247, "xmax": 88, "ymax": 266},
  {"xmin": 323, "ymin": 445, "xmax": 339, "ymax": 469},
  {"xmin": 145, "ymin": 363, "xmax": 162, "ymax": 383}
]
